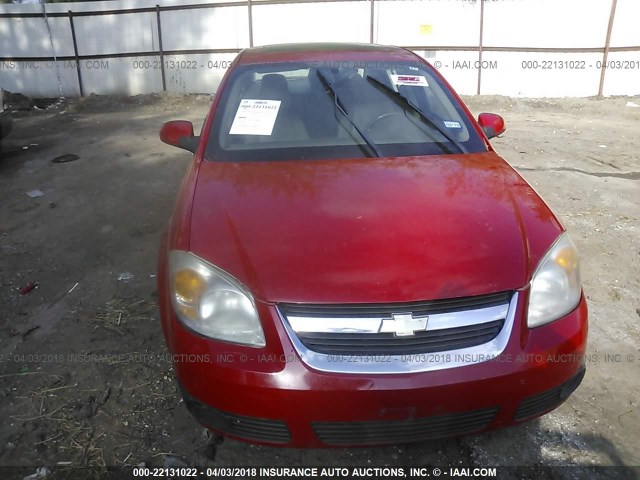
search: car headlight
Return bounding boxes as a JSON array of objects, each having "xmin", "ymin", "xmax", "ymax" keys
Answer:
[
  {"xmin": 168, "ymin": 250, "xmax": 265, "ymax": 347},
  {"xmin": 527, "ymin": 232, "xmax": 582, "ymax": 328}
]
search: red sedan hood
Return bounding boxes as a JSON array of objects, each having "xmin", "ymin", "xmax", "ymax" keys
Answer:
[{"xmin": 189, "ymin": 152, "xmax": 562, "ymax": 303}]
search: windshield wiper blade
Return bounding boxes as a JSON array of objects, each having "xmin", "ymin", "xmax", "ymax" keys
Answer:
[
  {"xmin": 365, "ymin": 75, "xmax": 466, "ymax": 154},
  {"xmin": 316, "ymin": 70, "xmax": 381, "ymax": 158}
]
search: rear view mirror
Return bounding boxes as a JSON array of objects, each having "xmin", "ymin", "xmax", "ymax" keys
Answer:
[
  {"xmin": 477, "ymin": 113, "xmax": 505, "ymax": 139},
  {"xmin": 160, "ymin": 120, "xmax": 199, "ymax": 153}
]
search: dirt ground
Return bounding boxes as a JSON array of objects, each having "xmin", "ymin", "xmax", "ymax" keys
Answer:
[{"xmin": 0, "ymin": 93, "xmax": 638, "ymax": 479}]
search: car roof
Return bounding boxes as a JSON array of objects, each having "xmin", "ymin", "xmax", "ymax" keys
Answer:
[{"xmin": 236, "ymin": 42, "xmax": 419, "ymax": 65}]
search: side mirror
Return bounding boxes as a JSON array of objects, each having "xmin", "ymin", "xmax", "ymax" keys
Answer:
[
  {"xmin": 477, "ymin": 113, "xmax": 505, "ymax": 139},
  {"xmin": 160, "ymin": 120, "xmax": 199, "ymax": 153}
]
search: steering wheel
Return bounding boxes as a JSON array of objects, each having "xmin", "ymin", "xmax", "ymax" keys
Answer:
[{"xmin": 365, "ymin": 111, "xmax": 406, "ymax": 132}]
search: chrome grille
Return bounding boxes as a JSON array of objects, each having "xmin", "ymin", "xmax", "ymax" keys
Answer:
[
  {"xmin": 296, "ymin": 319, "xmax": 504, "ymax": 355},
  {"xmin": 278, "ymin": 291, "xmax": 517, "ymax": 374},
  {"xmin": 281, "ymin": 291, "xmax": 510, "ymax": 317}
]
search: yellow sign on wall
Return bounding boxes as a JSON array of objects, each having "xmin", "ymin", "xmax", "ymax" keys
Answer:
[{"xmin": 420, "ymin": 24, "xmax": 433, "ymax": 35}]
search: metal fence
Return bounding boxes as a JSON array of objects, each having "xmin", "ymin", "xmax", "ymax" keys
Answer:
[{"xmin": 0, "ymin": 0, "xmax": 638, "ymax": 98}]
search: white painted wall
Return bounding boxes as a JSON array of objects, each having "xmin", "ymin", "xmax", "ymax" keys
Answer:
[{"xmin": 0, "ymin": 0, "xmax": 639, "ymax": 98}]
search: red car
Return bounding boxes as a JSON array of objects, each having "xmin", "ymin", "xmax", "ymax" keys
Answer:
[{"xmin": 158, "ymin": 43, "xmax": 587, "ymax": 447}]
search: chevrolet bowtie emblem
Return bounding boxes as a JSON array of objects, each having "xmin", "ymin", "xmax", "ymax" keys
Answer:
[{"xmin": 380, "ymin": 313, "xmax": 429, "ymax": 336}]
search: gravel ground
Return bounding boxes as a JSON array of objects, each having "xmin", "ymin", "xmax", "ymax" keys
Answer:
[{"xmin": 0, "ymin": 93, "xmax": 638, "ymax": 479}]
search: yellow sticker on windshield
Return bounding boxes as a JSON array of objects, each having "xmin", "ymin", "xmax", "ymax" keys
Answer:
[{"xmin": 391, "ymin": 75, "xmax": 429, "ymax": 87}]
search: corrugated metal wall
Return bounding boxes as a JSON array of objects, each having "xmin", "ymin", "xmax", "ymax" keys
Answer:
[{"xmin": 0, "ymin": 0, "xmax": 638, "ymax": 98}]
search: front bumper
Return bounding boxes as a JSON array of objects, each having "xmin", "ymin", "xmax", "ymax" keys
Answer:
[
  {"xmin": 160, "ymin": 290, "xmax": 588, "ymax": 447},
  {"xmin": 180, "ymin": 367, "xmax": 585, "ymax": 446}
]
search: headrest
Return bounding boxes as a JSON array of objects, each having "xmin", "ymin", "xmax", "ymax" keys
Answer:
[{"xmin": 259, "ymin": 74, "xmax": 289, "ymax": 99}]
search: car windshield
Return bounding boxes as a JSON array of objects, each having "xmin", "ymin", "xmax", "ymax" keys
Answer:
[{"xmin": 205, "ymin": 60, "xmax": 487, "ymax": 162}]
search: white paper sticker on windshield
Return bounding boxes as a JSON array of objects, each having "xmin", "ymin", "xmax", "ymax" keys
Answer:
[
  {"xmin": 443, "ymin": 121, "xmax": 462, "ymax": 128},
  {"xmin": 391, "ymin": 75, "xmax": 429, "ymax": 87},
  {"xmin": 229, "ymin": 99, "xmax": 281, "ymax": 136}
]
